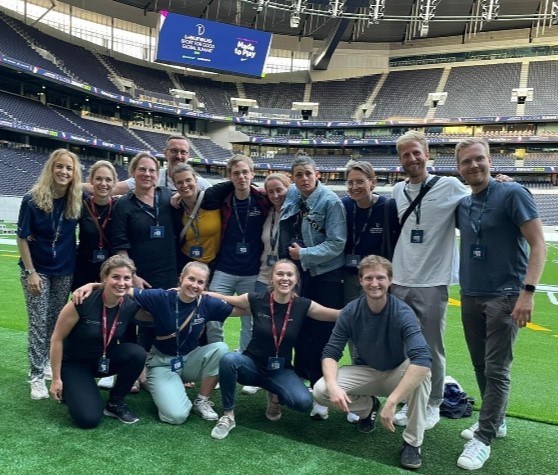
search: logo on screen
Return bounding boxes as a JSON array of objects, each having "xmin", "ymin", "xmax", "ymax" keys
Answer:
[{"xmin": 197, "ymin": 24, "xmax": 205, "ymax": 36}]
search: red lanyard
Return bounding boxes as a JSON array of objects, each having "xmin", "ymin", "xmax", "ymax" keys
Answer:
[
  {"xmin": 269, "ymin": 292, "xmax": 293, "ymax": 357},
  {"xmin": 101, "ymin": 293, "xmax": 123, "ymax": 357},
  {"xmin": 86, "ymin": 196, "xmax": 113, "ymax": 249}
]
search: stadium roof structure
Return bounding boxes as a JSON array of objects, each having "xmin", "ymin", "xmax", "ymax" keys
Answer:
[
  {"xmin": 111, "ymin": 0, "xmax": 553, "ymax": 43},
  {"xmin": 108, "ymin": 0, "xmax": 556, "ymax": 69}
]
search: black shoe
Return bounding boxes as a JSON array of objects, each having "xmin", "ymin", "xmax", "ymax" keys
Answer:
[
  {"xmin": 104, "ymin": 401, "xmax": 139, "ymax": 424},
  {"xmin": 400, "ymin": 442, "xmax": 422, "ymax": 470},
  {"xmin": 357, "ymin": 396, "xmax": 380, "ymax": 433}
]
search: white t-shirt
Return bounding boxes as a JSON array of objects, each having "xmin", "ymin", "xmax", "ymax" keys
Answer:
[{"xmin": 391, "ymin": 175, "xmax": 468, "ymax": 287}]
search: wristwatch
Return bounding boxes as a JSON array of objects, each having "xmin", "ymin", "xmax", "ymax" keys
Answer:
[
  {"xmin": 523, "ymin": 284, "xmax": 536, "ymax": 293},
  {"xmin": 24, "ymin": 268, "xmax": 36, "ymax": 276}
]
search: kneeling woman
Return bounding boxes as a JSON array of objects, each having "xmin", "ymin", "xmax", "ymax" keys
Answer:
[
  {"xmin": 50, "ymin": 255, "xmax": 146, "ymax": 428},
  {"xmin": 75, "ymin": 261, "xmax": 246, "ymax": 425},
  {"xmin": 206, "ymin": 259, "xmax": 340, "ymax": 440}
]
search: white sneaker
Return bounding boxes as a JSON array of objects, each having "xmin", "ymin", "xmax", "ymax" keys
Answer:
[
  {"xmin": 393, "ymin": 403, "xmax": 409, "ymax": 426},
  {"xmin": 310, "ymin": 402, "xmax": 329, "ymax": 420},
  {"xmin": 44, "ymin": 362, "xmax": 53, "ymax": 381},
  {"xmin": 241, "ymin": 385, "xmax": 260, "ymax": 395},
  {"xmin": 347, "ymin": 412, "xmax": 360, "ymax": 423},
  {"xmin": 425, "ymin": 404, "xmax": 440, "ymax": 430},
  {"xmin": 193, "ymin": 398, "xmax": 218, "ymax": 420},
  {"xmin": 461, "ymin": 420, "xmax": 507, "ymax": 441},
  {"xmin": 97, "ymin": 375, "xmax": 116, "ymax": 389},
  {"xmin": 30, "ymin": 377, "xmax": 49, "ymax": 400},
  {"xmin": 211, "ymin": 415, "xmax": 236, "ymax": 440},
  {"xmin": 457, "ymin": 438, "xmax": 491, "ymax": 470}
]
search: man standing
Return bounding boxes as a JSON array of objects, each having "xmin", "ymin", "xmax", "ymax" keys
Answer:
[
  {"xmin": 454, "ymin": 138, "xmax": 546, "ymax": 470},
  {"xmin": 313, "ymin": 255, "xmax": 431, "ymax": 470},
  {"xmin": 89, "ymin": 135, "xmax": 211, "ymax": 195},
  {"xmin": 391, "ymin": 131, "xmax": 468, "ymax": 430},
  {"xmin": 206, "ymin": 155, "xmax": 268, "ymax": 361}
]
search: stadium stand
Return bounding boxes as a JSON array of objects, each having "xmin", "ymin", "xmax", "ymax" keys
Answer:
[
  {"xmin": 369, "ymin": 69, "xmax": 443, "ymax": 120},
  {"xmin": 310, "ymin": 75, "xmax": 382, "ymax": 120},
  {"xmin": 243, "ymin": 82, "xmax": 305, "ymax": 111},
  {"xmin": 175, "ymin": 75, "xmax": 237, "ymax": 116},
  {"xmin": 435, "ymin": 63, "xmax": 521, "ymax": 118},
  {"xmin": 525, "ymin": 61, "xmax": 558, "ymax": 116}
]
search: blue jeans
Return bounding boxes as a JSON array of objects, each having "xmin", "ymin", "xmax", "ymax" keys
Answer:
[
  {"xmin": 461, "ymin": 294, "xmax": 518, "ymax": 445},
  {"xmin": 207, "ymin": 271, "xmax": 257, "ymax": 352},
  {"xmin": 218, "ymin": 352, "xmax": 313, "ymax": 413}
]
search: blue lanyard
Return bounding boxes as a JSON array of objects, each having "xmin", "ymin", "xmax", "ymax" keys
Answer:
[
  {"xmin": 51, "ymin": 198, "xmax": 66, "ymax": 260},
  {"xmin": 174, "ymin": 294, "xmax": 199, "ymax": 357},
  {"xmin": 467, "ymin": 180, "xmax": 494, "ymax": 243},
  {"xmin": 135, "ymin": 189, "xmax": 160, "ymax": 225},
  {"xmin": 233, "ymin": 195, "xmax": 251, "ymax": 244},
  {"xmin": 351, "ymin": 195, "xmax": 375, "ymax": 254}
]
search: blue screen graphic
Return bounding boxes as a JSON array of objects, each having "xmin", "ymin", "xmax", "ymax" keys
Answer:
[{"xmin": 156, "ymin": 12, "xmax": 272, "ymax": 78}]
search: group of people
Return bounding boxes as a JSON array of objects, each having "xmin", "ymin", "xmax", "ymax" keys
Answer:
[{"xmin": 16, "ymin": 131, "xmax": 545, "ymax": 471}]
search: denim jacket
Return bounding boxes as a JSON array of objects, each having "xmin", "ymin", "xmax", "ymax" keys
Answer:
[{"xmin": 281, "ymin": 182, "xmax": 346, "ymax": 277}]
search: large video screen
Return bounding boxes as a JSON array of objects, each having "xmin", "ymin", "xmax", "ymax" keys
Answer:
[{"xmin": 156, "ymin": 11, "xmax": 272, "ymax": 78}]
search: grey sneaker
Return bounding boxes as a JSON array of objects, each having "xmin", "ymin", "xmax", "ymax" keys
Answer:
[
  {"xmin": 193, "ymin": 398, "xmax": 218, "ymax": 421},
  {"xmin": 103, "ymin": 401, "xmax": 139, "ymax": 424},
  {"xmin": 400, "ymin": 442, "xmax": 422, "ymax": 469},
  {"xmin": 461, "ymin": 420, "xmax": 507, "ymax": 440},
  {"xmin": 30, "ymin": 377, "xmax": 49, "ymax": 400},
  {"xmin": 211, "ymin": 415, "xmax": 236, "ymax": 440},
  {"xmin": 265, "ymin": 392, "xmax": 282, "ymax": 421}
]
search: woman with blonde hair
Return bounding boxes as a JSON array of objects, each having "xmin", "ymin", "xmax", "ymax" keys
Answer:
[
  {"xmin": 73, "ymin": 160, "xmax": 119, "ymax": 290},
  {"xmin": 17, "ymin": 148, "xmax": 82, "ymax": 400}
]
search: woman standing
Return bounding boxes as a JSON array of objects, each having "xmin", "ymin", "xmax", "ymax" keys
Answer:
[
  {"xmin": 279, "ymin": 155, "xmax": 347, "ymax": 420},
  {"xmin": 342, "ymin": 161, "xmax": 399, "ymax": 304},
  {"xmin": 172, "ymin": 163, "xmax": 222, "ymax": 271},
  {"xmin": 49, "ymin": 255, "xmax": 146, "ymax": 428},
  {"xmin": 207, "ymin": 259, "xmax": 340, "ymax": 440},
  {"xmin": 73, "ymin": 160, "xmax": 118, "ymax": 290},
  {"xmin": 17, "ymin": 149, "xmax": 82, "ymax": 400},
  {"xmin": 254, "ymin": 173, "xmax": 291, "ymax": 294}
]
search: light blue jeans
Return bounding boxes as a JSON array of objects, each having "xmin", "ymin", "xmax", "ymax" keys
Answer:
[
  {"xmin": 207, "ymin": 271, "xmax": 257, "ymax": 352},
  {"xmin": 146, "ymin": 342, "xmax": 228, "ymax": 424}
]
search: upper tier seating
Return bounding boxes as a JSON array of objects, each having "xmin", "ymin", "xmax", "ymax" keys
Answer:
[
  {"xmin": 370, "ymin": 69, "xmax": 443, "ymax": 120},
  {"xmin": 435, "ymin": 63, "xmax": 521, "ymax": 118},
  {"xmin": 524, "ymin": 60, "xmax": 558, "ymax": 116}
]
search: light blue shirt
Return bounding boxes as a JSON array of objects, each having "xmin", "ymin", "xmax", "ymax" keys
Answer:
[{"xmin": 281, "ymin": 182, "xmax": 347, "ymax": 276}]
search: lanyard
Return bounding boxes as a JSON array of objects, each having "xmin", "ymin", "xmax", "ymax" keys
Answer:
[
  {"xmin": 51, "ymin": 198, "xmax": 66, "ymax": 260},
  {"xmin": 233, "ymin": 195, "xmax": 251, "ymax": 244},
  {"xmin": 85, "ymin": 196, "xmax": 113, "ymax": 249},
  {"xmin": 174, "ymin": 294, "xmax": 199, "ymax": 357},
  {"xmin": 135, "ymin": 189, "xmax": 160, "ymax": 225},
  {"xmin": 468, "ymin": 180, "xmax": 494, "ymax": 243},
  {"xmin": 101, "ymin": 293, "xmax": 123, "ymax": 357},
  {"xmin": 351, "ymin": 195, "xmax": 376, "ymax": 254},
  {"xmin": 403, "ymin": 180, "xmax": 427, "ymax": 226},
  {"xmin": 269, "ymin": 210, "xmax": 280, "ymax": 253},
  {"xmin": 269, "ymin": 292, "xmax": 293, "ymax": 358}
]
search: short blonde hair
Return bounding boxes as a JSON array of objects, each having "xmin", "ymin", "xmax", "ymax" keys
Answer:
[
  {"xmin": 88, "ymin": 160, "xmax": 117, "ymax": 184},
  {"xmin": 454, "ymin": 137, "xmax": 490, "ymax": 163},
  {"xmin": 358, "ymin": 255, "xmax": 392, "ymax": 279},
  {"xmin": 100, "ymin": 255, "xmax": 136, "ymax": 281},
  {"xmin": 128, "ymin": 152, "xmax": 159, "ymax": 176},
  {"xmin": 395, "ymin": 130, "xmax": 429, "ymax": 156}
]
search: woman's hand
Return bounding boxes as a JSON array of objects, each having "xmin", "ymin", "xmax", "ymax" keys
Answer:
[
  {"xmin": 27, "ymin": 272, "xmax": 43, "ymax": 297},
  {"xmin": 49, "ymin": 379, "xmax": 63, "ymax": 402},
  {"xmin": 71, "ymin": 283, "xmax": 97, "ymax": 305}
]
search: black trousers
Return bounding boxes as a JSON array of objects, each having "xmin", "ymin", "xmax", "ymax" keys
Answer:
[
  {"xmin": 294, "ymin": 268, "xmax": 344, "ymax": 387},
  {"xmin": 61, "ymin": 343, "xmax": 146, "ymax": 428}
]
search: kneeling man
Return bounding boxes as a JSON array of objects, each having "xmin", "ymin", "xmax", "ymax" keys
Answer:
[{"xmin": 313, "ymin": 255, "xmax": 432, "ymax": 470}]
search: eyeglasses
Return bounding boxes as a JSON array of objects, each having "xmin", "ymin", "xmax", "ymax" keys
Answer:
[
  {"xmin": 346, "ymin": 179, "xmax": 369, "ymax": 188},
  {"xmin": 166, "ymin": 148, "xmax": 190, "ymax": 156}
]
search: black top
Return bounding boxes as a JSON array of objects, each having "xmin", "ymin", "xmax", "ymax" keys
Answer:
[
  {"xmin": 244, "ymin": 292, "xmax": 311, "ymax": 370},
  {"xmin": 63, "ymin": 289, "xmax": 139, "ymax": 361},
  {"xmin": 111, "ymin": 187, "xmax": 180, "ymax": 289},
  {"xmin": 77, "ymin": 195, "xmax": 117, "ymax": 262}
]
